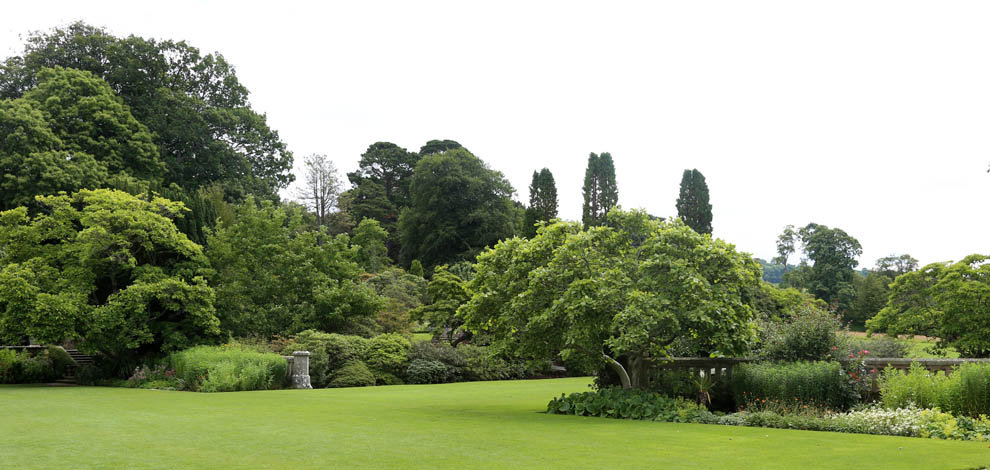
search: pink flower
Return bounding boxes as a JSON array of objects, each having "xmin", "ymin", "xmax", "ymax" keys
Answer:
[
  {"xmin": 832, "ymin": 346, "xmax": 837, "ymax": 350},
  {"xmin": 849, "ymin": 354, "xmax": 854, "ymax": 358},
  {"xmin": 870, "ymin": 369, "xmax": 876, "ymax": 373},
  {"xmin": 862, "ymin": 350, "xmax": 869, "ymax": 355}
]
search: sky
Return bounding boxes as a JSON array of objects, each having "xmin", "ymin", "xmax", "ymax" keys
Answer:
[{"xmin": 2, "ymin": 1, "xmax": 988, "ymax": 267}]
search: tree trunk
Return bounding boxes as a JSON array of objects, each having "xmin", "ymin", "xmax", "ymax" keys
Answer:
[{"xmin": 603, "ymin": 353, "xmax": 631, "ymax": 389}]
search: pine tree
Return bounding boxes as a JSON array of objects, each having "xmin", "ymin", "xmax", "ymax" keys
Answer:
[
  {"xmin": 524, "ymin": 168, "xmax": 559, "ymax": 237},
  {"xmin": 675, "ymin": 169, "xmax": 713, "ymax": 235},
  {"xmin": 582, "ymin": 152, "xmax": 618, "ymax": 227}
]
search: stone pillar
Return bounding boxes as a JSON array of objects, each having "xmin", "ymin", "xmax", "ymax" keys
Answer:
[{"xmin": 291, "ymin": 351, "xmax": 313, "ymax": 389}]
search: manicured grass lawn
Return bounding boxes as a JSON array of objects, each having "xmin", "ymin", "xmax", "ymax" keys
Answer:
[{"xmin": 2, "ymin": 378, "xmax": 988, "ymax": 469}]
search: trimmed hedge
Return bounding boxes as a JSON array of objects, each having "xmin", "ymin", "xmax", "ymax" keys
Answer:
[{"xmin": 170, "ymin": 345, "xmax": 287, "ymax": 392}]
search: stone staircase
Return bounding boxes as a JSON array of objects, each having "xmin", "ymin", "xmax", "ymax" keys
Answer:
[{"xmin": 56, "ymin": 349, "xmax": 94, "ymax": 385}]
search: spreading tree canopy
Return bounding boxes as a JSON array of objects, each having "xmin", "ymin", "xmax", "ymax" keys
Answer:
[
  {"xmin": 581, "ymin": 152, "xmax": 618, "ymax": 227},
  {"xmin": 398, "ymin": 148, "xmax": 518, "ymax": 270},
  {"xmin": 344, "ymin": 142, "xmax": 420, "ymax": 260},
  {"xmin": 0, "ymin": 189, "xmax": 219, "ymax": 360},
  {"xmin": 675, "ymin": 169, "xmax": 712, "ymax": 235},
  {"xmin": 460, "ymin": 210, "xmax": 762, "ymax": 389},
  {"xmin": 0, "ymin": 22, "xmax": 293, "ymax": 200}
]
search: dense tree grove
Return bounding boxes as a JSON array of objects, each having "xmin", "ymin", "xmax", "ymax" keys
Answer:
[
  {"xmin": 581, "ymin": 152, "xmax": 618, "ymax": 227},
  {"xmin": 779, "ymin": 223, "xmax": 862, "ymax": 315},
  {"xmin": 0, "ymin": 22, "xmax": 294, "ymax": 200},
  {"xmin": 675, "ymin": 169, "xmax": 712, "ymax": 235}
]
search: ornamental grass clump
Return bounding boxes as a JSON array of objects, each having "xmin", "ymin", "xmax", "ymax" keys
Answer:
[
  {"xmin": 170, "ymin": 345, "xmax": 287, "ymax": 392},
  {"xmin": 733, "ymin": 361, "xmax": 854, "ymax": 411},
  {"xmin": 880, "ymin": 362, "xmax": 990, "ymax": 417}
]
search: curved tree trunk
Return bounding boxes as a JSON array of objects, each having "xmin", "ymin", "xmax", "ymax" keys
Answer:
[{"xmin": 603, "ymin": 353, "xmax": 631, "ymax": 389}]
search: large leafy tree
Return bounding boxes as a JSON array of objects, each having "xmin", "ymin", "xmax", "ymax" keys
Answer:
[
  {"xmin": 869, "ymin": 256, "xmax": 990, "ymax": 357},
  {"xmin": 782, "ymin": 223, "xmax": 862, "ymax": 314},
  {"xmin": 0, "ymin": 22, "xmax": 292, "ymax": 199},
  {"xmin": 398, "ymin": 148, "xmax": 518, "ymax": 270},
  {"xmin": 773, "ymin": 225, "xmax": 798, "ymax": 271},
  {"xmin": 675, "ymin": 169, "xmax": 712, "ymax": 235},
  {"xmin": 0, "ymin": 67, "xmax": 167, "ymax": 209},
  {"xmin": 419, "ymin": 139, "xmax": 464, "ymax": 156},
  {"xmin": 523, "ymin": 168, "xmax": 558, "ymax": 238},
  {"xmin": 344, "ymin": 142, "xmax": 420, "ymax": 259},
  {"xmin": 206, "ymin": 199, "xmax": 383, "ymax": 338},
  {"xmin": 0, "ymin": 189, "xmax": 219, "ymax": 361},
  {"xmin": 581, "ymin": 152, "xmax": 618, "ymax": 227},
  {"xmin": 461, "ymin": 210, "xmax": 762, "ymax": 389}
]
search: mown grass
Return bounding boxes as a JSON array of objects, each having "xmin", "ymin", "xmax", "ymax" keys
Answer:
[{"xmin": 1, "ymin": 378, "xmax": 988, "ymax": 469}]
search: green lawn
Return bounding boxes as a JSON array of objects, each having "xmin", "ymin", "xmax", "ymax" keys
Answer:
[{"xmin": 2, "ymin": 379, "xmax": 988, "ymax": 469}]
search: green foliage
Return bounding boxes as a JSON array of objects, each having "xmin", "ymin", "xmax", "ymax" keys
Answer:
[
  {"xmin": 362, "ymin": 333, "xmax": 411, "ymax": 384},
  {"xmin": 462, "ymin": 210, "xmax": 762, "ymax": 389},
  {"xmin": 847, "ymin": 271, "xmax": 890, "ymax": 326},
  {"xmin": 280, "ymin": 330, "xmax": 370, "ymax": 388},
  {"xmin": 419, "ymin": 139, "xmax": 464, "ymax": 156},
  {"xmin": 207, "ymin": 198, "xmax": 383, "ymax": 338},
  {"xmin": 169, "ymin": 345, "xmax": 287, "ymax": 392},
  {"xmin": 47, "ymin": 346, "xmax": 73, "ymax": 378},
  {"xmin": 408, "ymin": 260, "xmax": 424, "ymax": 277},
  {"xmin": 733, "ymin": 361, "xmax": 856, "ymax": 410},
  {"xmin": 398, "ymin": 148, "xmax": 518, "ymax": 269},
  {"xmin": 880, "ymin": 362, "xmax": 990, "ymax": 417},
  {"xmin": 411, "ymin": 265, "xmax": 471, "ymax": 341},
  {"xmin": 869, "ymin": 256, "xmax": 990, "ymax": 357},
  {"xmin": 0, "ymin": 348, "xmax": 62, "ymax": 383},
  {"xmin": 784, "ymin": 223, "xmax": 863, "ymax": 315},
  {"xmin": 675, "ymin": 168, "xmax": 712, "ymax": 235},
  {"xmin": 751, "ymin": 281, "xmax": 828, "ymax": 320},
  {"xmin": 840, "ymin": 335, "xmax": 908, "ymax": 358},
  {"xmin": 352, "ymin": 218, "xmax": 389, "ymax": 273},
  {"xmin": 581, "ymin": 152, "xmax": 618, "ymax": 227},
  {"xmin": 405, "ymin": 359, "xmax": 450, "ymax": 384},
  {"xmin": 365, "ymin": 267, "xmax": 427, "ymax": 334},
  {"xmin": 0, "ymin": 189, "xmax": 219, "ymax": 360},
  {"xmin": 757, "ymin": 305, "xmax": 843, "ymax": 361},
  {"xmin": 329, "ymin": 360, "xmax": 376, "ymax": 388},
  {"xmin": 524, "ymin": 168, "xmax": 558, "ymax": 237},
  {"xmin": 0, "ymin": 22, "xmax": 293, "ymax": 200},
  {"xmin": 547, "ymin": 387, "xmax": 704, "ymax": 421}
]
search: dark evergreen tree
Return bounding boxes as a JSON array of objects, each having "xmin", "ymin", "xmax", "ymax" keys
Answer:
[
  {"xmin": 523, "ymin": 168, "xmax": 558, "ymax": 237},
  {"xmin": 581, "ymin": 152, "xmax": 618, "ymax": 227},
  {"xmin": 419, "ymin": 139, "xmax": 465, "ymax": 156},
  {"xmin": 675, "ymin": 169, "xmax": 713, "ymax": 235}
]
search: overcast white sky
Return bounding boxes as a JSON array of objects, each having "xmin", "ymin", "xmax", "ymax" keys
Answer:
[{"xmin": 3, "ymin": 1, "xmax": 988, "ymax": 267}]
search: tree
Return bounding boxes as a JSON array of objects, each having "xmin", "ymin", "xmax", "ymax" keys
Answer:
[
  {"xmin": 874, "ymin": 254, "xmax": 919, "ymax": 279},
  {"xmin": 675, "ymin": 169, "xmax": 712, "ymax": 235},
  {"xmin": 581, "ymin": 152, "xmax": 618, "ymax": 227},
  {"xmin": 419, "ymin": 139, "xmax": 464, "ymax": 156},
  {"xmin": 364, "ymin": 267, "xmax": 427, "ymax": 334},
  {"xmin": 206, "ymin": 198, "xmax": 383, "ymax": 338},
  {"xmin": 783, "ymin": 223, "xmax": 862, "ymax": 314},
  {"xmin": 461, "ymin": 210, "xmax": 762, "ymax": 389},
  {"xmin": 773, "ymin": 225, "xmax": 798, "ymax": 271},
  {"xmin": 398, "ymin": 148, "xmax": 518, "ymax": 270},
  {"xmin": 0, "ymin": 98, "xmax": 107, "ymax": 210},
  {"xmin": 344, "ymin": 142, "xmax": 420, "ymax": 260},
  {"xmin": 0, "ymin": 22, "xmax": 293, "ymax": 200},
  {"xmin": 351, "ymin": 218, "xmax": 389, "ymax": 273},
  {"xmin": 0, "ymin": 189, "xmax": 219, "ymax": 362},
  {"xmin": 523, "ymin": 168, "xmax": 558, "ymax": 238},
  {"xmin": 295, "ymin": 154, "xmax": 342, "ymax": 230},
  {"xmin": 410, "ymin": 265, "xmax": 473, "ymax": 345},
  {"xmin": 848, "ymin": 272, "xmax": 890, "ymax": 327},
  {"xmin": 869, "ymin": 256, "xmax": 990, "ymax": 357}
]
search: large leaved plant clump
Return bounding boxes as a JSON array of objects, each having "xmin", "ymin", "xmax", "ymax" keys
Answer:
[{"xmin": 461, "ymin": 210, "xmax": 762, "ymax": 389}]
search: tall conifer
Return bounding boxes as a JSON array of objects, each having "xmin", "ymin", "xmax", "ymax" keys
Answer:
[
  {"xmin": 582, "ymin": 152, "xmax": 618, "ymax": 227},
  {"xmin": 675, "ymin": 169, "xmax": 712, "ymax": 234}
]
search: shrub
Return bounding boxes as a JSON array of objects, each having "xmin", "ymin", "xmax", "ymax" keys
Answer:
[
  {"xmin": 459, "ymin": 345, "xmax": 528, "ymax": 381},
  {"xmin": 408, "ymin": 341, "xmax": 466, "ymax": 381},
  {"xmin": 733, "ymin": 361, "xmax": 855, "ymax": 410},
  {"xmin": 170, "ymin": 345, "xmax": 287, "ymax": 392},
  {"xmin": 329, "ymin": 361, "xmax": 376, "ymax": 388},
  {"xmin": 362, "ymin": 333, "xmax": 411, "ymax": 385},
  {"xmin": 547, "ymin": 387, "xmax": 703, "ymax": 422},
  {"xmin": 757, "ymin": 306, "xmax": 842, "ymax": 361},
  {"xmin": 840, "ymin": 335, "xmax": 908, "ymax": 358},
  {"xmin": 880, "ymin": 362, "xmax": 990, "ymax": 417},
  {"xmin": 281, "ymin": 330, "xmax": 370, "ymax": 388},
  {"xmin": 0, "ymin": 348, "xmax": 63, "ymax": 383},
  {"xmin": 47, "ymin": 346, "xmax": 75, "ymax": 378},
  {"xmin": 406, "ymin": 359, "xmax": 450, "ymax": 384}
]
